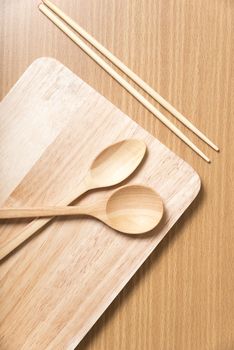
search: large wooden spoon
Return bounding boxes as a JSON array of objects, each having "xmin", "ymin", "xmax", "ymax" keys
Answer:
[
  {"xmin": 0, "ymin": 185, "xmax": 163, "ymax": 234},
  {"xmin": 0, "ymin": 139, "xmax": 146, "ymax": 259}
]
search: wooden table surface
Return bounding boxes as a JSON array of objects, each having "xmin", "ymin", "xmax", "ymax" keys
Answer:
[{"xmin": 0, "ymin": 1, "xmax": 233, "ymax": 349}]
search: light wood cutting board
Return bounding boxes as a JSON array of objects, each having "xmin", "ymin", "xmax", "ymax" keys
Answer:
[{"xmin": 0, "ymin": 58, "xmax": 200, "ymax": 350}]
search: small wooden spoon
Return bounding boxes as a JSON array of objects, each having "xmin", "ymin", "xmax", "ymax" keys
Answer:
[
  {"xmin": 0, "ymin": 185, "xmax": 163, "ymax": 234},
  {"xmin": 0, "ymin": 139, "xmax": 146, "ymax": 259}
]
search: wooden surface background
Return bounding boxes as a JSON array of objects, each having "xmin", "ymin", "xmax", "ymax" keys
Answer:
[{"xmin": 0, "ymin": 1, "xmax": 233, "ymax": 349}]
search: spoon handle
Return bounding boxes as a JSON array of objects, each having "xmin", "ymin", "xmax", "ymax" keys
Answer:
[
  {"xmin": 0, "ymin": 180, "xmax": 89, "ymax": 260},
  {"xmin": 0, "ymin": 205, "xmax": 91, "ymax": 219}
]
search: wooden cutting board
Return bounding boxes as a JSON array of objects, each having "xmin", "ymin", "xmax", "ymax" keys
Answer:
[{"xmin": 0, "ymin": 58, "xmax": 200, "ymax": 350}]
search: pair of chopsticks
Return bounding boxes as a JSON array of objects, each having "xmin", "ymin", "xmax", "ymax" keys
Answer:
[{"xmin": 39, "ymin": 0, "xmax": 219, "ymax": 163}]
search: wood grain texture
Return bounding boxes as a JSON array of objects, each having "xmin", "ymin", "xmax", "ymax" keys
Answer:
[
  {"xmin": 0, "ymin": 58, "xmax": 200, "ymax": 349},
  {"xmin": 0, "ymin": 1, "xmax": 233, "ymax": 350}
]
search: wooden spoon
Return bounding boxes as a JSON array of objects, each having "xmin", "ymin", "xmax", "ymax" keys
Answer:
[
  {"xmin": 0, "ymin": 139, "xmax": 146, "ymax": 259},
  {"xmin": 0, "ymin": 185, "xmax": 163, "ymax": 234}
]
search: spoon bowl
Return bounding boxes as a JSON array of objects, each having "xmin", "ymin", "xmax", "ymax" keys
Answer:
[
  {"xmin": 87, "ymin": 139, "xmax": 146, "ymax": 187},
  {"xmin": 105, "ymin": 185, "xmax": 163, "ymax": 234}
]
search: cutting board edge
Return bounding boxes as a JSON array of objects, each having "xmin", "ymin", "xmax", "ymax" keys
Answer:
[{"xmin": 0, "ymin": 57, "xmax": 203, "ymax": 350}]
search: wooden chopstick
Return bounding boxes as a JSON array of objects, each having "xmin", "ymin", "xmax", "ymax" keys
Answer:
[
  {"xmin": 42, "ymin": 0, "xmax": 219, "ymax": 153},
  {"xmin": 39, "ymin": 3, "xmax": 211, "ymax": 162}
]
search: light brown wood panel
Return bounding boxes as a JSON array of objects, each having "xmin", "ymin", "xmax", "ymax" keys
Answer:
[{"xmin": 0, "ymin": 1, "xmax": 233, "ymax": 349}]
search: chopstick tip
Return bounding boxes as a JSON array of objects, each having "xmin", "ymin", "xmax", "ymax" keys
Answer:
[
  {"xmin": 210, "ymin": 142, "xmax": 219, "ymax": 152},
  {"xmin": 201, "ymin": 155, "xmax": 211, "ymax": 163}
]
